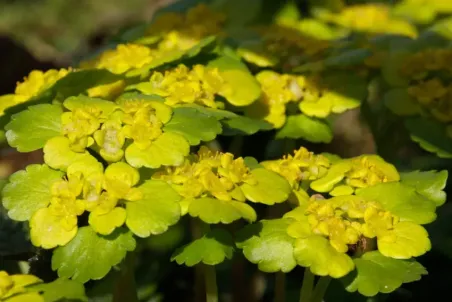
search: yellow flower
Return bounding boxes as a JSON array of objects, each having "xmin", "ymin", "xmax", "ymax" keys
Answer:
[
  {"xmin": 14, "ymin": 68, "xmax": 70, "ymax": 101},
  {"xmin": 153, "ymin": 146, "xmax": 255, "ymax": 203},
  {"xmin": 329, "ymin": 4, "xmax": 417, "ymax": 37},
  {"xmin": 311, "ymin": 155, "xmax": 400, "ymax": 196},
  {"xmin": 87, "ymin": 80, "xmax": 126, "ymax": 100},
  {"xmin": 94, "ymin": 44, "xmax": 154, "ymax": 74},
  {"xmin": 262, "ymin": 147, "xmax": 330, "ymax": 189},
  {"xmin": 408, "ymin": 78, "xmax": 447, "ymax": 105},
  {"xmin": 94, "ymin": 118, "xmax": 126, "ymax": 162},
  {"xmin": 147, "ymin": 4, "xmax": 226, "ymax": 52},
  {"xmin": 62, "ymin": 107, "xmax": 102, "ymax": 152},
  {"xmin": 135, "ymin": 64, "xmax": 229, "ymax": 108},
  {"xmin": 0, "ymin": 271, "xmax": 42, "ymax": 301}
]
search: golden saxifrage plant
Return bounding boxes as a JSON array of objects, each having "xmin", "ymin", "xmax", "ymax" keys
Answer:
[{"xmin": 0, "ymin": 1, "xmax": 451, "ymax": 302}]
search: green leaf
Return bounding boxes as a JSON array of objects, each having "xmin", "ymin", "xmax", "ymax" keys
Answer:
[
  {"xmin": 383, "ymin": 88, "xmax": 420, "ymax": 116},
  {"xmin": 405, "ymin": 116, "xmax": 452, "ymax": 158},
  {"xmin": 28, "ymin": 278, "xmax": 87, "ymax": 302},
  {"xmin": 171, "ymin": 229, "xmax": 234, "ymax": 266},
  {"xmin": 2, "ymin": 164, "xmax": 63, "ymax": 221},
  {"xmin": 43, "ymin": 136, "xmax": 92, "ymax": 171},
  {"xmin": 163, "ymin": 107, "xmax": 222, "ymax": 145},
  {"xmin": 323, "ymin": 48, "xmax": 372, "ymax": 68},
  {"xmin": 52, "ymin": 69, "xmax": 122, "ymax": 99},
  {"xmin": 52, "ymin": 226, "xmax": 136, "ymax": 283},
  {"xmin": 188, "ymin": 197, "xmax": 257, "ymax": 224},
  {"xmin": 236, "ymin": 218, "xmax": 297, "ymax": 273},
  {"xmin": 5, "ymin": 104, "xmax": 62, "ymax": 152},
  {"xmin": 293, "ymin": 235, "xmax": 355, "ymax": 278},
  {"xmin": 125, "ymin": 132, "xmax": 190, "ymax": 168},
  {"xmin": 126, "ymin": 180, "xmax": 181, "ymax": 238},
  {"xmin": 207, "ymin": 55, "xmax": 261, "ymax": 106},
  {"xmin": 275, "ymin": 114, "xmax": 333, "ymax": 143},
  {"xmin": 241, "ymin": 168, "xmax": 291, "ymax": 205},
  {"xmin": 126, "ymin": 36, "xmax": 216, "ymax": 78},
  {"xmin": 176, "ymin": 104, "xmax": 237, "ymax": 120},
  {"xmin": 381, "ymin": 51, "xmax": 411, "ymax": 87},
  {"xmin": 346, "ymin": 251, "xmax": 427, "ymax": 297},
  {"xmin": 212, "ymin": 0, "xmax": 261, "ymax": 27},
  {"xmin": 221, "ymin": 115, "xmax": 272, "ymax": 135},
  {"xmin": 356, "ymin": 182, "xmax": 437, "ymax": 224},
  {"xmin": 400, "ymin": 170, "xmax": 448, "ymax": 206}
]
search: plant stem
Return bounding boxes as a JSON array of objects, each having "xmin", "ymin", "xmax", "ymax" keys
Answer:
[
  {"xmin": 299, "ymin": 269, "xmax": 315, "ymax": 302},
  {"xmin": 311, "ymin": 277, "xmax": 331, "ymax": 302},
  {"xmin": 274, "ymin": 272, "xmax": 286, "ymax": 302},
  {"xmin": 191, "ymin": 218, "xmax": 206, "ymax": 302},
  {"xmin": 204, "ymin": 264, "xmax": 218, "ymax": 302},
  {"xmin": 112, "ymin": 251, "xmax": 138, "ymax": 302}
]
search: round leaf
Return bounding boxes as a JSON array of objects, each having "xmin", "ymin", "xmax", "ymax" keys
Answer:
[
  {"xmin": 293, "ymin": 235, "xmax": 355, "ymax": 278},
  {"xmin": 125, "ymin": 132, "xmax": 190, "ymax": 168},
  {"xmin": 52, "ymin": 226, "xmax": 136, "ymax": 283},
  {"xmin": 275, "ymin": 114, "xmax": 333, "ymax": 143},
  {"xmin": 400, "ymin": 170, "xmax": 448, "ymax": 206},
  {"xmin": 383, "ymin": 88, "xmax": 420, "ymax": 116},
  {"xmin": 43, "ymin": 136, "xmax": 92, "ymax": 171},
  {"xmin": 163, "ymin": 107, "xmax": 222, "ymax": 145},
  {"xmin": 2, "ymin": 164, "xmax": 63, "ymax": 221},
  {"xmin": 207, "ymin": 55, "xmax": 261, "ymax": 106},
  {"xmin": 405, "ymin": 117, "xmax": 452, "ymax": 158},
  {"xmin": 126, "ymin": 180, "xmax": 181, "ymax": 238},
  {"xmin": 241, "ymin": 168, "xmax": 291, "ymax": 205},
  {"xmin": 346, "ymin": 251, "xmax": 427, "ymax": 297},
  {"xmin": 188, "ymin": 197, "xmax": 257, "ymax": 224},
  {"xmin": 171, "ymin": 229, "xmax": 234, "ymax": 266},
  {"xmin": 5, "ymin": 104, "xmax": 63, "ymax": 152},
  {"xmin": 356, "ymin": 182, "xmax": 437, "ymax": 224},
  {"xmin": 28, "ymin": 278, "xmax": 88, "ymax": 302},
  {"xmin": 236, "ymin": 218, "xmax": 297, "ymax": 273},
  {"xmin": 221, "ymin": 115, "xmax": 272, "ymax": 136}
]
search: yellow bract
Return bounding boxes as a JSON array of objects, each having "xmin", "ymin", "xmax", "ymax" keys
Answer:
[
  {"xmin": 137, "ymin": 64, "xmax": 230, "ymax": 109},
  {"xmin": 147, "ymin": 4, "xmax": 225, "ymax": 52},
  {"xmin": 0, "ymin": 271, "xmax": 42, "ymax": 301},
  {"xmin": 15, "ymin": 69, "xmax": 70, "ymax": 100},
  {"xmin": 262, "ymin": 147, "xmax": 330, "ymax": 189},
  {"xmin": 153, "ymin": 146, "xmax": 256, "ymax": 212},
  {"xmin": 328, "ymin": 4, "xmax": 417, "ymax": 37},
  {"xmin": 89, "ymin": 44, "xmax": 155, "ymax": 74}
]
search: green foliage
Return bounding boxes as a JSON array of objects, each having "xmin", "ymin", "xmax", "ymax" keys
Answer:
[
  {"xmin": 5, "ymin": 104, "xmax": 62, "ymax": 152},
  {"xmin": 1, "ymin": 0, "xmax": 452, "ymax": 301},
  {"xmin": 345, "ymin": 251, "xmax": 427, "ymax": 297},
  {"xmin": 171, "ymin": 229, "xmax": 234, "ymax": 266},
  {"xmin": 236, "ymin": 218, "xmax": 297, "ymax": 273},
  {"xmin": 28, "ymin": 278, "xmax": 88, "ymax": 302},
  {"xmin": 125, "ymin": 180, "xmax": 181, "ymax": 237},
  {"xmin": 2, "ymin": 164, "xmax": 64, "ymax": 221},
  {"xmin": 52, "ymin": 227, "xmax": 136, "ymax": 283},
  {"xmin": 163, "ymin": 107, "xmax": 222, "ymax": 145}
]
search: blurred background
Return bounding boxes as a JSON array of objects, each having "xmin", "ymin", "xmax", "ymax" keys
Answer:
[{"xmin": 1, "ymin": 0, "xmax": 452, "ymax": 301}]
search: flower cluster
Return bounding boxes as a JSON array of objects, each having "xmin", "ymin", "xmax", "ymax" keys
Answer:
[
  {"xmin": 261, "ymin": 147, "xmax": 330, "ymax": 189},
  {"xmin": 146, "ymin": 4, "xmax": 226, "ymax": 51},
  {"xmin": 153, "ymin": 146, "xmax": 256, "ymax": 213},
  {"xmin": 285, "ymin": 194, "xmax": 430, "ymax": 278},
  {"xmin": 246, "ymin": 70, "xmax": 363, "ymax": 128},
  {"xmin": 28, "ymin": 157, "xmax": 143, "ymax": 248},
  {"xmin": 0, "ymin": 69, "xmax": 70, "ymax": 116},
  {"xmin": 323, "ymin": 4, "xmax": 417, "ymax": 37},
  {"xmin": 42, "ymin": 95, "xmax": 191, "ymax": 170},
  {"xmin": 134, "ymin": 64, "xmax": 230, "ymax": 109},
  {"xmin": 238, "ymin": 25, "xmax": 331, "ymax": 70}
]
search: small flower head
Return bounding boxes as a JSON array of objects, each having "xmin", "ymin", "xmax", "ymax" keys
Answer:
[
  {"xmin": 311, "ymin": 155, "xmax": 400, "ymax": 196},
  {"xmin": 153, "ymin": 146, "xmax": 255, "ymax": 203},
  {"xmin": 13, "ymin": 68, "xmax": 70, "ymax": 105},
  {"xmin": 93, "ymin": 44, "xmax": 155, "ymax": 74},
  {"xmin": 136, "ymin": 64, "xmax": 229, "ymax": 109},
  {"xmin": 262, "ymin": 147, "xmax": 330, "ymax": 189}
]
